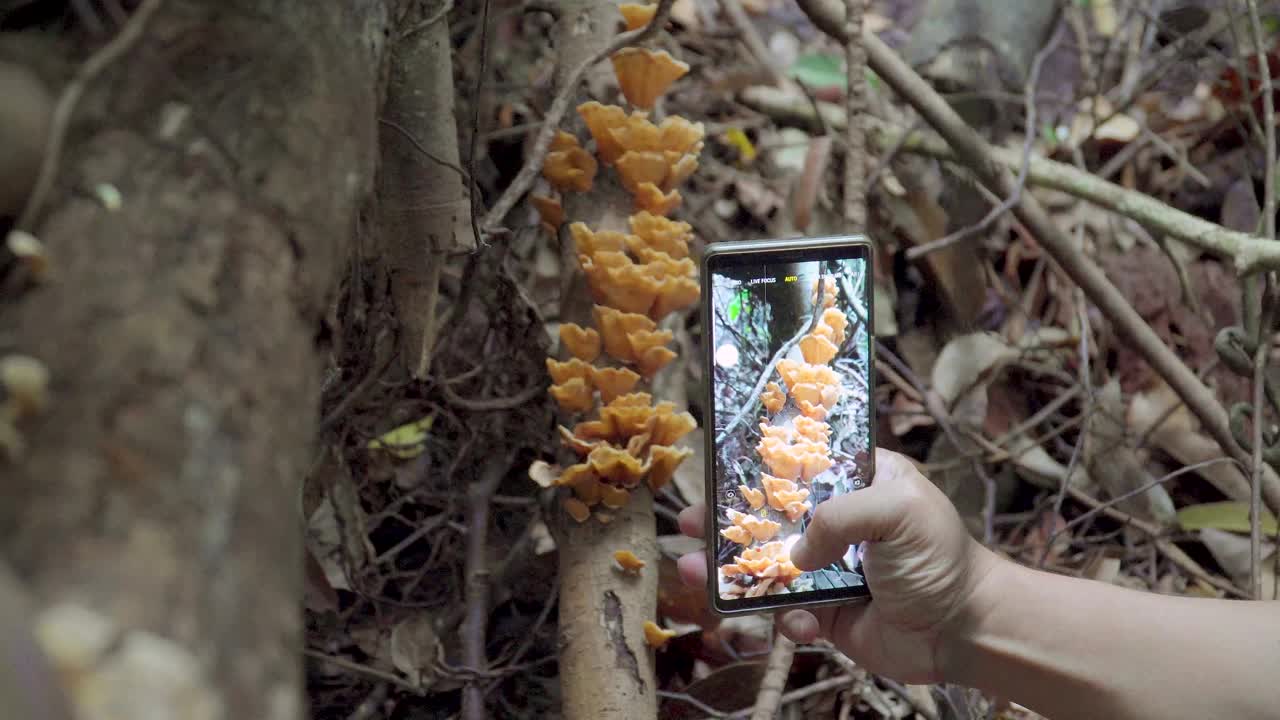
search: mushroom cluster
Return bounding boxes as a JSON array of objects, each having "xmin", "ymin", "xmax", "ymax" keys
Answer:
[
  {"xmin": 538, "ymin": 5, "xmax": 701, "ymax": 525},
  {"xmin": 720, "ymin": 277, "xmax": 850, "ymax": 597}
]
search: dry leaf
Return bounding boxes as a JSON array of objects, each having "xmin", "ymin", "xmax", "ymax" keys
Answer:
[
  {"xmin": 389, "ymin": 614, "xmax": 439, "ymax": 688},
  {"xmin": 1199, "ymin": 528, "xmax": 1278, "ymax": 599},
  {"xmin": 1128, "ymin": 379, "xmax": 1251, "ymax": 501},
  {"xmin": 1086, "ymin": 380, "xmax": 1176, "ymax": 526},
  {"xmin": 931, "ymin": 333, "xmax": 1017, "ymax": 428}
]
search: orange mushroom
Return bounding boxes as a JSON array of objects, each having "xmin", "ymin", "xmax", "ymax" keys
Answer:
[
  {"xmin": 793, "ymin": 416, "xmax": 832, "ymax": 444},
  {"xmin": 577, "ymin": 101, "xmax": 630, "ymax": 165},
  {"xmin": 564, "ymin": 496, "xmax": 592, "ymax": 523},
  {"xmin": 616, "ymin": 150, "xmax": 700, "ymax": 195},
  {"xmin": 650, "ymin": 276, "xmax": 699, "ymax": 320},
  {"xmin": 569, "ymin": 222, "xmax": 629, "ymax": 257},
  {"xmin": 821, "ymin": 307, "xmax": 848, "ymax": 343},
  {"xmin": 644, "ymin": 443, "xmax": 692, "ymax": 490},
  {"xmin": 558, "ymin": 425, "xmax": 605, "ymax": 455},
  {"xmin": 761, "ymin": 382, "xmax": 785, "ymax": 413},
  {"xmin": 721, "ymin": 524, "xmax": 752, "ymax": 545},
  {"xmin": 813, "ymin": 276, "xmax": 837, "ymax": 308},
  {"xmin": 799, "ymin": 332, "xmax": 839, "ymax": 365},
  {"xmin": 530, "ymin": 194, "xmax": 564, "ymax": 235},
  {"xmin": 721, "ymin": 541, "xmax": 802, "ymax": 587},
  {"xmin": 776, "ymin": 359, "xmax": 840, "ymax": 392},
  {"xmin": 609, "ymin": 114, "xmax": 705, "ymax": 157},
  {"xmin": 600, "ymin": 483, "xmax": 630, "ymax": 509},
  {"xmin": 738, "ymin": 484, "xmax": 766, "ymax": 510},
  {"xmin": 726, "ymin": 508, "xmax": 781, "ymax": 542},
  {"xmin": 549, "ymin": 377, "xmax": 594, "ymax": 413},
  {"xmin": 591, "ymin": 366, "xmax": 641, "ymax": 403},
  {"xmin": 559, "ymin": 323, "xmax": 602, "ymax": 362},
  {"xmin": 761, "ymin": 474, "xmax": 812, "ymax": 520},
  {"xmin": 547, "ymin": 357, "xmax": 593, "ymax": 385},
  {"xmin": 629, "ymin": 211, "xmax": 692, "ymax": 257},
  {"xmin": 757, "ymin": 436, "xmax": 802, "ymax": 479},
  {"xmin": 619, "ymin": 2, "xmax": 657, "ymax": 30},
  {"xmin": 555, "ymin": 462, "xmax": 595, "ymax": 488},
  {"xmin": 611, "ymin": 48, "xmax": 689, "ymax": 109},
  {"xmin": 588, "ymin": 444, "xmax": 647, "ymax": 487},
  {"xmin": 616, "ymin": 151, "xmax": 669, "ymax": 194},
  {"xmin": 634, "ymin": 182, "xmax": 682, "ymax": 216},
  {"xmin": 570, "ymin": 471, "xmax": 603, "ymax": 506},
  {"xmin": 614, "ymin": 549, "xmax": 647, "ymax": 572},
  {"xmin": 643, "ymin": 620, "xmax": 678, "ymax": 648},
  {"xmin": 543, "ymin": 131, "xmax": 597, "ymax": 193},
  {"xmin": 648, "ymin": 407, "xmax": 696, "ymax": 446},
  {"xmin": 581, "ymin": 252, "xmax": 660, "ymax": 315}
]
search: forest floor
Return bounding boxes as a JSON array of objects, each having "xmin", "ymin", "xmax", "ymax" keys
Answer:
[{"xmin": 301, "ymin": 1, "xmax": 1280, "ymax": 718}]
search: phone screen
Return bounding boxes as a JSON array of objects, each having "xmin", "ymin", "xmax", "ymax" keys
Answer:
[{"xmin": 706, "ymin": 241, "xmax": 874, "ymax": 611}]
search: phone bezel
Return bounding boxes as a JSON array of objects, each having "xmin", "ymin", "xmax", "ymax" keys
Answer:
[{"xmin": 700, "ymin": 235, "xmax": 877, "ymax": 617}]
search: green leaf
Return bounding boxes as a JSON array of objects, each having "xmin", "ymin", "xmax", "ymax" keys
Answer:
[
  {"xmin": 788, "ymin": 53, "xmax": 845, "ymax": 90},
  {"xmin": 727, "ymin": 294, "xmax": 742, "ymax": 322},
  {"xmin": 1177, "ymin": 501, "xmax": 1278, "ymax": 536},
  {"xmin": 368, "ymin": 414, "xmax": 435, "ymax": 459}
]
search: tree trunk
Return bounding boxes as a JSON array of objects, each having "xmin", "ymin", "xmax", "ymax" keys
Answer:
[
  {"xmin": 553, "ymin": 2, "xmax": 660, "ymax": 717},
  {"xmin": 0, "ymin": 1, "xmax": 397, "ymax": 716},
  {"xmin": 377, "ymin": 0, "xmax": 477, "ymax": 379}
]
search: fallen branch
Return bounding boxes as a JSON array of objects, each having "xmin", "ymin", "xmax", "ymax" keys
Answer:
[
  {"xmin": 739, "ymin": 87, "xmax": 1280, "ymax": 276},
  {"xmin": 749, "ymin": 635, "xmax": 797, "ymax": 720},
  {"xmin": 479, "ymin": 0, "xmax": 675, "ymax": 236},
  {"xmin": 1246, "ymin": 0, "xmax": 1278, "ymax": 602},
  {"xmin": 792, "ymin": 0, "xmax": 1280, "ymax": 518},
  {"xmin": 462, "ymin": 455, "xmax": 508, "ymax": 720}
]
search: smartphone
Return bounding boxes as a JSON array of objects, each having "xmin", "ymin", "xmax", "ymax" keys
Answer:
[{"xmin": 701, "ymin": 236, "xmax": 876, "ymax": 616}]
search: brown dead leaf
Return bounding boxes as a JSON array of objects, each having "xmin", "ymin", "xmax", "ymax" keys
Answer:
[
  {"xmin": 661, "ymin": 661, "xmax": 767, "ymax": 719},
  {"xmin": 1128, "ymin": 378, "xmax": 1250, "ymax": 501},
  {"xmin": 1199, "ymin": 528, "xmax": 1277, "ymax": 599},
  {"xmin": 670, "ymin": 429, "xmax": 705, "ymax": 506},
  {"xmin": 931, "ymin": 332, "xmax": 1018, "ymax": 428},
  {"xmin": 1086, "ymin": 380, "xmax": 1176, "ymax": 526},
  {"xmin": 389, "ymin": 614, "xmax": 440, "ymax": 688}
]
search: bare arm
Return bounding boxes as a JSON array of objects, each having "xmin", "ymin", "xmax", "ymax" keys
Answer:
[
  {"xmin": 678, "ymin": 449, "xmax": 1280, "ymax": 720},
  {"xmin": 941, "ymin": 553, "xmax": 1280, "ymax": 720}
]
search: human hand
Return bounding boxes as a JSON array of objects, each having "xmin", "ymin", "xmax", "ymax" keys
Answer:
[{"xmin": 678, "ymin": 448, "xmax": 1002, "ymax": 684}]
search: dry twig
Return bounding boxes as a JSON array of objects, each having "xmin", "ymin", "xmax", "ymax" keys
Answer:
[
  {"xmin": 1245, "ymin": 0, "xmax": 1278, "ymax": 601},
  {"xmin": 749, "ymin": 634, "xmax": 797, "ymax": 720},
  {"xmin": 792, "ymin": 0, "xmax": 1280, "ymax": 518}
]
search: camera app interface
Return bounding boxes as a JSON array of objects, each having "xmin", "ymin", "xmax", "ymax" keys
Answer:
[{"xmin": 710, "ymin": 255, "xmax": 871, "ymax": 602}]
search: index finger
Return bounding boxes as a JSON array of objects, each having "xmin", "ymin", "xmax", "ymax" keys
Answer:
[
  {"xmin": 790, "ymin": 449, "xmax": 919, "ymax": 570},
  {"xmin": 678, "ymin": 503, "xmax": 705, "ymax": 539}
]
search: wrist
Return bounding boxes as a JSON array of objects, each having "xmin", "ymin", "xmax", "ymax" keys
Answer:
[{"xmin": 933, "ymin": 541, "xmax": 1017, "ymax": 686}]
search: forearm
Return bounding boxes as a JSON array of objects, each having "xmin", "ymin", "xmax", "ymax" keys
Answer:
[{"xmin": 941, "ymin": 549, "xmax": 1280, "ymax": 720}]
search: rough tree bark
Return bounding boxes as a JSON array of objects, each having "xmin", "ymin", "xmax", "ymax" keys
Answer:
[
  {"xmin": 0, "ymin": 1, "xmax": 397, "ymax": 716},
  {"xmin": 553, "ymin": 2, "xmax": 660, "ymax": 717}
]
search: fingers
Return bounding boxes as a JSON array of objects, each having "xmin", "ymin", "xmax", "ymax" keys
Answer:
[
  {"xmin": 777, "ymin": 610, "xmax": 820, "ymax": 644},
  {"xmin": 677, "ymin": 551, "xmax": 707, "ymax": 589},
  {"xmin": 791, "ymin": 448, "xmax": 922, "ymax": 571},
  {"xmin": 678, "ymin": 503, "xmax": 705, "ymax": 539}
]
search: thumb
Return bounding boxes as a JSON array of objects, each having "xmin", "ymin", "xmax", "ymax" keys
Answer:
[{"xmin": 791, "ymin": 449, "xmax": 915, "ymax": 570}]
